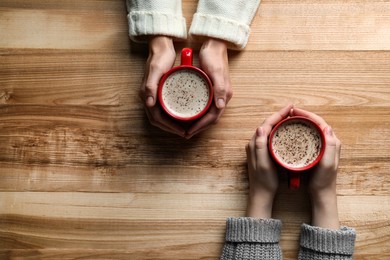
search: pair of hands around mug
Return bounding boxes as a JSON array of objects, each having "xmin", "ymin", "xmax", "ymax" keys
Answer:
[
  {"xmin": 246, "ymin": 104, "xmax": 341, "ymax": 230},
  {"xmin": 140, "ymin": 36, "xmax": 232, "ymax": 138}
]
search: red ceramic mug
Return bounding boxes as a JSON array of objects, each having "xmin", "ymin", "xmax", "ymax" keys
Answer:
[
  {"xmin": 158, "ymin": 48, "xmax": 213, "ymax": 121},
  {"xmin": 268, "ymin": 116, "xmax": 326, "ymax": 189}
]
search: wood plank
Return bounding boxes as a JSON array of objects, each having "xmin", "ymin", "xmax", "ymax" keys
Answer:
[
  {"xmin": 0, "ymin": 194, "xmax": 388, "ymax": 256},
  {"xmin": 0, "ymin": 49, "xmax": 141, "ymax": 98},
  {"xmin": 0, "ymin": 51, "xmax": 139, "ymax": 106},
  {"xmin": 1, "ymin": 250, "xmax": 389, "ymax": 260},
  {"xmin": 1, "ymin": 105, "xmax": 388, "ymax": 175},
  {"xmin": 0, "ymin": 192, "xmax": 388, "ymax": 221},
  {"xmin": 0, "ymin": 163, "xmax": 388, "ymax": 196},
  {"xmin": 0, "ymin": 1, "xmax": 129, "ymax": 50},
  {"xmin": 1, "ymin": 1, "xmax": 389, "ymax": 50},
  {"xmin": 1, "ymin": 50, "xmax": 389, "ymax": 105},
  {"xmin": 249, "ymin": 1, "xmax": 390, "ymax": 50}
]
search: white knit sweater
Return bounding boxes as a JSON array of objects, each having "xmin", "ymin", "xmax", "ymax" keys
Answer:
[{"xmin": 126, "ymin": 0, "xmax": 261, "ymax": 49}]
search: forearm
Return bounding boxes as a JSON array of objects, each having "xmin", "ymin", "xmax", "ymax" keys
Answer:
[
  {"xmin": 220, "ymin": 186, "xmax": 282, "ymax": 259},
  {"xmin": 148, "ymin": 36, "xmax": 174, "ymax": 53},
  {"xmin": 298, "ymin": 189, "xmax": 356, "ymax": 259},
  {"xmin": 246, "ymin": 191, "xmax": 274, "ymax": 219}
]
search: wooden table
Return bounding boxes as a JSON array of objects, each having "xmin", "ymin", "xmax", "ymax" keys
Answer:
[{"xmin": 1, "ymin": 0, "xmax": 389, "ymax": 259}]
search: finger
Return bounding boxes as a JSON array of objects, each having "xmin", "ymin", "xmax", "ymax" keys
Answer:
[
  {"xmin": 254, "ymin": 127, "xmax": 272, "ymax": 170},
  {"xmin": 139, "ymin": 66, "xmax": 150, "ymax": 102},
  {"xmin": 199, "ymin": 43, "xmax": 230, "ymax": 109},
  {"xmin": 320, "ymin": 126, "xmax": 338, "ymax": 168},
  {"xmin": 145, "ymin": 107, "xmax": 186, "ymax": 137},
  {"xmin": 248, "ymin": 130, "xmax": 260, "ymax": 170},
  {"xmin": 144, "ymin": 66, "xmax": 165, "ymax": 107},
  {"xmin": 186, "ymin": 106, "xmax": 223, "ymax": 137},
  {"xmin": 246, "ymin": 142, "xmax": 256, "ymax": 172},
  {"xmin": 209, "ymin": 72, "xmax": 228, "ymax": 109},
  {"xmin": 262, "ymin": 104, "xmax": 293, "ymax": 134},
  {"xmin": 145, "ymin": 110, "xmax": 183, "ymax": 137},
  {"xmin": 291, "ymin": 107, "xmax": 328, "ymax": 130},
  {"xmin": 225, "ymin": 77, "xmax": 233, "ymax": 105},
  {"xmin": 334, "ymin": 134, "xmax": 341, "ymax": 170}
]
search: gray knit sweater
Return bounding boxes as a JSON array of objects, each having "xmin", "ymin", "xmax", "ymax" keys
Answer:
[{"xmin": 221, "ymin": 218, "xmax": 356, "ymax": 260}]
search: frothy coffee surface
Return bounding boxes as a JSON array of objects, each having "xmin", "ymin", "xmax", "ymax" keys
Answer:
[
  {"xmin": 162, "ymin": 69, "xmax": 210, "ymax": 118},
  {"xmin": 272, "ymin": 121, "xmax": 321, "ymax": 168}
]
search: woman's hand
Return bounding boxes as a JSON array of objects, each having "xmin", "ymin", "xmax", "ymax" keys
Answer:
[
  {"xmin": 246, "ymin": 104, "xmax": 293, "ymax": 218},
  {"xmin": 140, "ymin": 36, "xmax": 186, "ymax": 137},
  {"xmin": 186, "ymin": 38, "xmax": 233, "ymax": 138},
  {"xmin": 291, "ymin": 108, "xmax": 341, "ymax": 229}
]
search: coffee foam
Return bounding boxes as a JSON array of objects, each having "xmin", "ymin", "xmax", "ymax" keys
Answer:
[
  {"xmin": 272, "ymin": 121, "xmax": 321, "ymax": 168},
  {"xmin": 162, "ymin": 69, "xmax": 210, "ymax": 118}
]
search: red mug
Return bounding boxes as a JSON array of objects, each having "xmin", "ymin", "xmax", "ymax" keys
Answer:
[
  {"xmin": 268, "ymin": 116, "xmax": 326, "ymax": 189},
  {"xmin": 158, "ymin": 48, "xmax": 213, "ymax": 121}
]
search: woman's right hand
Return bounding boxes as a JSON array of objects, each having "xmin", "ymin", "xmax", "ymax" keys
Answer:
[
  {"xmin": 291, "ymin": 107, "xmax": 341, "ymax": 229},
  {"xmin": 140, "ymin": 36, "xmax": 186, "ymax": 137}
]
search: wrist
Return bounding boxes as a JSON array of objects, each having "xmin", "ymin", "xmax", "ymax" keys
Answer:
[
  {"xmin": 202, "ymin": 38, "xmax": 228, "ymax": 52},
  {"xmin": 310, "ymin": 185, "xmax": 337, "ymax": 205},
  {"xmin": 310, "ymin": 189, "xmax": 340, "ymax": 230},
  {"xmin": 149, "ymin": 36, "xmax": 174, "ymax": 53},
  {"xmin": 246, "ymin": 191, "xmax": 275, "ymax": 219}
]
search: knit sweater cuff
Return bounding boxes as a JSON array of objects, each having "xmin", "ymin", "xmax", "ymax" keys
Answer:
[
  {"xmin": 189, "ymin": 13, "xmax": 251, "ymax": 50},
  {"xmin": 225, "ymin": 217, "xmax": 282, "ymax": 243},
  {"xmin": 127, "ymin": 11, "xmax": 187, "ymax": 42},
  {"xmin": 300, "ymin": 223, "xmax": 356, "ymax": 255}
]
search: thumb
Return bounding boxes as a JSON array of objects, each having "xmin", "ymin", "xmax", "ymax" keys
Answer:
[
  {"xmin": 208, "ymin": 73, "xmax": 227, "ymax": 109},
  {"xmin": 144, "ymin": 70, "xmax": 163, "ymax": 107},
  {"xmin": 215, "ymin": 93, "xmax": 227, "ymax": 109}
]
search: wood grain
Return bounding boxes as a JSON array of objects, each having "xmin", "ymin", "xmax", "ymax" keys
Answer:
[{"xmin": 1, "ymin": 0, "xmax": 389, "ymax": 259}]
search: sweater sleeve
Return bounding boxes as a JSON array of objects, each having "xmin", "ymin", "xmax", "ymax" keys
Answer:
[
  {"xmin": 298, "ymin": 223, "xmax": 356, "ymax": 260},
  {"xmin": 189, "ymin": 0, "xmax": 261, "ymax": 50},
  {"xmin": 220, "ymin": 217, "xmax": 283, "ymax": 260},
  {"xmin": 126, "ymin": 0, "xmax": 187, "ymax": 42}
]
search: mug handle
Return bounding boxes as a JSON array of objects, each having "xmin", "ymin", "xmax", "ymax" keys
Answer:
[
  {"xmin": 181, "ymin": 48, "xmax": 193, "ymax": 66},
  {"xmin": 289, "ymin": 172, "xmax": 300, "ymax": 189}
]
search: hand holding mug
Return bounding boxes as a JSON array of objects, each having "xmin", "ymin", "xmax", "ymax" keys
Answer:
[
  {"xmin": 290, "ymin": 108, "xmax": 340, "ymax": 194},
  {"xmin": 246, "ymin": 104, "xmax": 293, "ymax": 218},
  {"xmin": 187, "ymin": 39, "xmax": 233, "ymax": 138},
  {"xmin": 158, "ymin": 48, "xmax": 213, "ymax": 122},
  {"xmin": 142, "ymin": 38, "xmax": 231, "ymax": 138},
  {"xmin": 246, "ymin": 106, "xmax": 340, "ymax": 228},
  {"xmin": 268, "ymin": 115, "xmax": 326, "ymax": 189},
  {"xmin": 140, "ymin": 36, "xmax": 186, "ymax": 137},
  {"xmin": 291, "ymin": 107, "xmax": 341, "ymax": 229}
]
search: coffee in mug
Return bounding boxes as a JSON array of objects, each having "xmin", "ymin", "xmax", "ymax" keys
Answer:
[
  {"xmin": 269, "ymin": 116, "xmax": 326, "ymax": 189},
  {"xmin": 161, "ymin": 69, "xmax": 211, "ymax": 119},
  {"xmin": 158, "ymin": 48, "xmax": 213, "ymax": 121}
]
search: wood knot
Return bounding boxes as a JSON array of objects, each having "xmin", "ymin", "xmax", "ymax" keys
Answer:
[{"xmin": 0, "ymin": 91, "xmax": 13, "ymax": 103}]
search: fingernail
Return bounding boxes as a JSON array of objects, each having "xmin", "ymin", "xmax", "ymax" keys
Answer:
[
  {"xmin": 217, "ymin": 98, "xmax": 225, "ymax": 109},
  {"xmin": 146, "ymin": 96, "xmax": 154, "ymax": 107},
  {"xmin": 325, "ymin": 126, "xmax": 333, "ymax": 136},
  {"xmin": 256, "ymin": 127, "xmax": 264, "ymax": 137}
]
